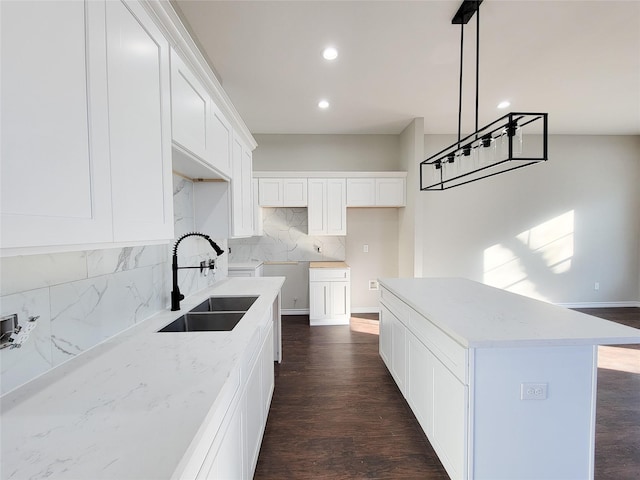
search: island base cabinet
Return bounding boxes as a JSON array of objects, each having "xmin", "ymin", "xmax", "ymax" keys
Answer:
[{"xmin": 406, "ymin": 331, "xmax": 467, "ymax": 480}]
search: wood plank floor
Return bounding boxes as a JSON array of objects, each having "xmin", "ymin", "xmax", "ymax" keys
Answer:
[{"xmin": 255, "ymin": 309, "xmax": 640, "ymax": 479}]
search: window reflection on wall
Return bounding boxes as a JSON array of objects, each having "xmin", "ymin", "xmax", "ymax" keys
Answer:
[{"xmin": 484, "ymin": 210, "xmax": 575, "ymax": 302}]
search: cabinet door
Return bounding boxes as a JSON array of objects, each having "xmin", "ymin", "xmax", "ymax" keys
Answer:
[
  {"xmin": 262, "ymin": 324, "xmax": 275, "ymax": 418},
  {"xmin": 375, "ymin": 178, "xmax": 405, "ymax": 206},
  {"xmin": 309, "ymin": 281, "xmax": 329, "ymax": 319},
  {"xmin": 307, "ymin": 179, "xmax": 327, "ymax": 236},
  {"xmin": 407, "ymin": 332, "xmax": 435, "ymax": 438},
  {"xmin": 170, "ymin": 49, "xmax": 210, "ymax": 162},
  {"xmin": 1, "ymin": 0, "xmax": 112, "ymax": 250},
  {"xmin": 203, "ymin": 398, "xmax": 245, "ymax": 480},
  {"xmin": 258, "ymin": 179, "xmax": 283, "ymax": 206},
  {"xmin": 106, "ymin": 0, "xmax": 173, "ymax": 242},
  {"xmin": 432, "ymin": 359, "xmax": 467, "ymax": 480},
  {"xmin": 245, "ymin": 354, "xmax": 263, "ymax": 475},
  {"xmin": 379, "ymin": 306, "xmax": 393, "ymax": 365},
  {"xmin": 253, "ymin": 179, "xmax": 264, "ymax": 236},
  {"xmin": 326, "ymin": 179, "xmax": 347, "ymax": 235},
  {"xmin": 346, "ymin": 178, "xmax": 376, "ymax": 206},
  {"xmin": 210, "ymin": 102, "xmax": 233, "ymax": 177},
  {"xmin": 391, "ymin": 311, "xmax": 407, "ymax": 394},
  {"xmin": 231, "ymin": 135, "xmax": 254, "ymax": 238},
  {"xmin": 282, "ymin": 179, "xmax": 308, "ymax": 206},
  {"xmin": 330, "ymin": 281, "xmax": 350, "ymax": 319}
]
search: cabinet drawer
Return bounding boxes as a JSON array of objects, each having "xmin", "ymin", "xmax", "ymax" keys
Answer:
[
  {"xmin": 380, "ymin": 287, "xmax": 409, "ymax": 325},
  {"xmin": 309, "ymin": 268, "xmax": 350, "ymax": 281},
  {"xmin": 409, "ymin": 309, "xmax": 468, "ymax": 383}
]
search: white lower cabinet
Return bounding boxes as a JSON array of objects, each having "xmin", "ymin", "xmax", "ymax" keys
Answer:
[
  {"xmin": 195, "ymin": 314, "xmax": 274, "ymax": 480},
  {"xmin": 380, "ymin": 287, "xmax": 468, "ymax": 480},
  {"xmin": 309, "ymin": 266, "xmax": 350, "ymax": 326}
]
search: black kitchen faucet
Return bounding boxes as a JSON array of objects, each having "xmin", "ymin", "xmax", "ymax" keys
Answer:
[{"xmin": 171, "ymin": 232, "xmax": 225, "ymax": 311}]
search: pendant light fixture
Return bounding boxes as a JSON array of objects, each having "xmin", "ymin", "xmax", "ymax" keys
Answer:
[{"xmin": 420, "ymin": 0, "xmax": 548, "ymax": 191}]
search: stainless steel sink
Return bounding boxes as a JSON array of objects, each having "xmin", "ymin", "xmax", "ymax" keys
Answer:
[
  {"xmin": 189, "ymin": 296, "xmax": 258, "ymax": 313},
  {"xmin": 158, "ymin": 312, "xmax": 244, "ymax": 332}
]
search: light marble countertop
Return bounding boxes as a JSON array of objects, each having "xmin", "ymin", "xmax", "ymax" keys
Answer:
[
  {"xmin": 0, "ymin": 277, "xmax": 285, "ymax": 480},
  {"xmin": 379, "ymin": 278, "xmax": 640, "ymax": 348}
]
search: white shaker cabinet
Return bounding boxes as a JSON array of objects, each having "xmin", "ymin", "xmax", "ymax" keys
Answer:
[
  {"xmin": 1, "ymin": 0, "xmax": 174, "ymax": 252},
  {"xmin": 197, "ymin": 314, "xmax": 274, "ymax": 479},
  {"xmin": 307, "ymin": 179, "xmax": 346, "ymax": 236},
  {"xmin": 106, "ymin": 0, "xmax": 173, "ymax": 242},
  {"xmin": 231, "ymin": 134, "xmax": 255, "ymax": 238},
  {"xmin": 258, "ymin": 178, "xmax": 308, "ymax": 207},
  {"xmin": 309, "ymin": 264, "xmax": 350, "ymax": 326},
  {"xmin": 1, "ymin": 0, "xmax": 112, "ymax": 249},
  {"xmin": 170, "ymin": 49, "xmax": 211, "ymax": 164},
  {"xmin": 346, "ymin": 177, "xmax": 406, "ymax": 207}
]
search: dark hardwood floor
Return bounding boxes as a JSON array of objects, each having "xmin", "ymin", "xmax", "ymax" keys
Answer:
[{"xmin": 255, "ymin": 309, "xmax": 640, "ymax": 479}]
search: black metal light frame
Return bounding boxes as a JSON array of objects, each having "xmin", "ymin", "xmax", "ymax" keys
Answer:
[
  {"xmin": 420, "ymin": 0, "xmax": 549, "ymax": 192},
  {"xmin": 420, "ymin": 112, "xmax": 548, "ymax": 191}
]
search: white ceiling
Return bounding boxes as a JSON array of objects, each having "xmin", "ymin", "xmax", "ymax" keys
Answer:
[{"xmin": 174, "ymin": 0, "xmax": 640, "ymax": 136}]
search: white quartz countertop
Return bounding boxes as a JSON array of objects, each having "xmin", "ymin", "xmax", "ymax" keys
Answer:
[
  {"xmin": 0, "ymin": 277, "xmax": 284, "ymax": 480},
  {"xmin": 379, "ymin": 278, "xmax": 640, "ymax": 348}
]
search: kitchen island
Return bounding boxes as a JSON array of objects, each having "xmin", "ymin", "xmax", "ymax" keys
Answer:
[
  {"xmin": 378, "ymin": 277, "xmax": 640, "ymax": 480},
  {"xmin": 0, "ymin": 276, "xmax": 284, "ymax": 480}
]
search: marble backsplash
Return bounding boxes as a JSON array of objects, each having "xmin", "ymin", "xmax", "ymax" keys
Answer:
[
  {"xmin": 229, "ymin": 208, "xmax": 345, "ymax": 262},
  {"xmin": 0, "ymin": 174, "xmax": 227, "ymax": 395}
]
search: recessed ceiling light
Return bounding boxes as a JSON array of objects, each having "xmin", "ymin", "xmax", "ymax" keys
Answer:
[
  {"xmin": 322, "ymin": 47, "xmax": 338, "ymax": 60},
  {"xmin": 497, "ymin": 100, "xmax": 511, "ymax": 109},
  {"xmin": 318, "ymin": 100, "xmax": 330, "ymax": 109}
]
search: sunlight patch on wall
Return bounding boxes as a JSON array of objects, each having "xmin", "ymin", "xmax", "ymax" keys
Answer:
[{"xmin": 484, "ymin": 210, "xmax": 575, "ymax": 301}]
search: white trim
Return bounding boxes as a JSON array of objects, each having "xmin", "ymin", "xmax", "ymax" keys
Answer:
[
  {"xmin": 555, "ymin": 301, "xmax": 640, "ymax": 309},
  {"xmin": 253, "ymin": 171, "xmax": 407, "ymax": 179},
  {"xmin": 310, "ymin": 318, "xmax": 350, "ymax": 326},
  {"xmin": 282, "ymin": 308, "xmax": 310, "ymax": 316},
  {"xmin": 351, "ymin": 306, "xmax": 380, "ymax": 314}
]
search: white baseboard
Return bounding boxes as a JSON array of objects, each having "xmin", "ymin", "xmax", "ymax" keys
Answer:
[
  {"xmin": 351, "ymin": 307, "xmax": 380, "ymax": 314},
  {"xmin": 281, "ymin": 308, "xmax": 309, "ymax": 316},
  {"xmin": 555, "ymin": 301, "xmax": 640, "ymax": 309}
]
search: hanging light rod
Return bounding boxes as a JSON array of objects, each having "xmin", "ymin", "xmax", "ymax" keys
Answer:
[
  {"xmin": 452, "ymin": 0, "xmax": 483, "ymax": 25},
  {"xmin": 420, "ymin": 0, "xmax": 548, "ymax": 192}
]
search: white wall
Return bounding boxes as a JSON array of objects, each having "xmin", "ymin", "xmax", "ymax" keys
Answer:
[
  {"xmin": 398, "ymin": 118, "xmax": 424, "ymax": 277},
  {"xmin": 253, "ymin": 134, "xmax": 399, "ymax": 171},
  {"xmin": 251, "ymin": 134, "xmax": 403, "ymax": 311},
  {"xmin": 420, "ymin": 134, "xmax": 640, "ymax": 304},
  {"xmin": 346, "ymin": 208, "xmax": 399, "ymax": 310}
]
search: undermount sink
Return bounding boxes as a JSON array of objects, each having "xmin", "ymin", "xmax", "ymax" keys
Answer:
[
  {"xmin": 189, "ymin": 296, "xmax": 259, "ymax": 313},
  {"xmin": 158, "ymin": 312, "xmax": 244, "ymax": 332},
  {"xmin": 158, "ymin": 296, "xmax": 259, "ymax": 333}
]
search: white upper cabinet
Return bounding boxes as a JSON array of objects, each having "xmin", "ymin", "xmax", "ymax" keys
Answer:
[
  {"xmin": 308, "ymin": 179, "xmax": 346, "ymax": 236},
  {"xmin": 258, "ymin": 178, "xmax": 307, "ymax": 207},
  {"xmin": 106, "ymin": 0, "xmax": 173, "ymax": 242},
  {"xmin": 210, "ymin": 102, "xmax": 233, "ymax": 177},
  {"xmin": 231, "ymin": 134, "xmax": 254, "ymax": 238},
  {"xmin": 347, "ymin": 177, "xmax": 406, "ymax": 207},
  {"xmin": 170, "ymin": 49, "xmax": 210, "ymax": 163},
  {"xmin": 1, "ymin": 0, "xmax": 112, "ymax": 250}
]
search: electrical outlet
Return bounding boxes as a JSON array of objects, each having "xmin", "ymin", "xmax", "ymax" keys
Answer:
[
  {"xmin": 363, "ymin": 244, "xmax": 369, "ymax": 253},
  {"xmin": 521, "ymin": 382, "xmax": 548, "ymax": 400},
  {"xmin": 594, "ymin": 282, "xmax": 600, "ymax": 291},
  {"xmin": 369, "ymin": 280, "xmax": 379, "ymax": 291}
]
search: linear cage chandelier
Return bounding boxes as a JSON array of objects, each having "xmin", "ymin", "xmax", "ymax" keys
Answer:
[{"xmin": 420, "ymin": 0, "xmax": 548, "ymax": 191}]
